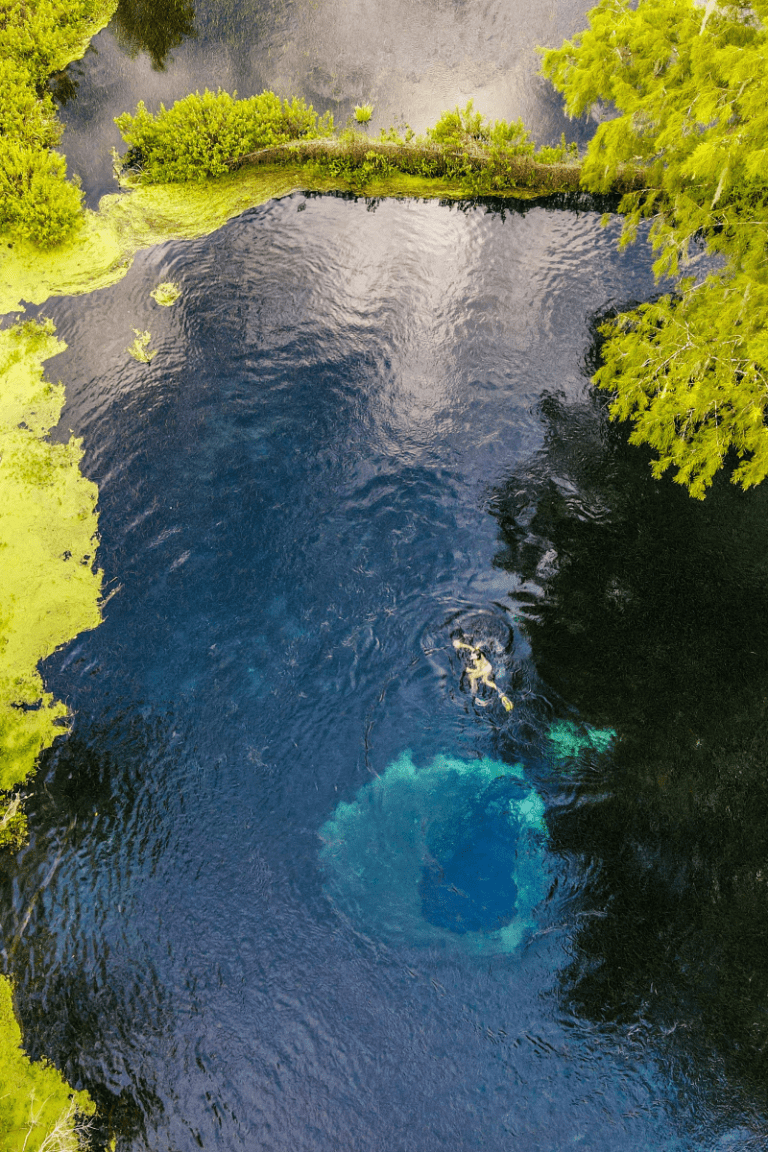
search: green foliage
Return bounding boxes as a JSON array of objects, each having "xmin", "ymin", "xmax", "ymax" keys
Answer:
[
  {"xmin": 0, "ymin": 0, "xmax": 117, "ymax": 247},
  {"xmin": 0, "ymin": 60, "xmax": 61, "ymax": 151},
  {"xmin": 114, "ymin": 92, "xmax": 582, "ymax": 194},
  {"xmin": 150, "ymin": 279, "xmax": 181, "ymax": 305},
  {"xmin": 542, "ymin": 0, "xmax": 768, "ymax": 495},
  {"xmin": 427, "ymin": 100, "xmax": 534, "ymax": 153},
  {"xmin": 304, "ymin": 145, "xmax": 395, "ymax": 190},
  {"xmin": 0, "ymin": 142, "xmax": 83, "ymax": 246},
  {"xmin": 0, "ymin": 795, "xmax": 26, "ymax": 851},
  {"xmin": 115, "ymin": 89, "xmax": 335, "ymax": 182},
  {"xmin": 354, "ymin": 103, "xmax": 374, "ymax": 124},
  {"xmin": 0, "ymin": 974, "xmax": 95, "ymax": 1151},
  {"xmin": 0, "ymin": 0, "xmax": 118, "ymax": 86}
]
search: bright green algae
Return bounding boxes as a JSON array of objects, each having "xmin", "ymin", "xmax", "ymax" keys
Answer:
[
  {"xmin": 0, "ymin": 320, "xmax": 102, "ymax": 837},
  {"xmin": 0, "ymin": 321, "xmax": 101, "ymax": 1146}
]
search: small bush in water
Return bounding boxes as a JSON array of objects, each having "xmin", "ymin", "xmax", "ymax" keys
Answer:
[
  {"xmin": 127, "ymin": 329, "xmax": 157, "ymax": 362},
  {"xmin": 150, "ymin": 280, "xmax": 181, "ymax": 306},
  {"xmin": 115, "ymin": 88, "xmax": 335, "ymax": 182},
  {"xmin": 354, "ymin": 103, "xmax": 373, "ymax": 124},
  {"xmin": 427, "ymin": 100, "xmax": 534, "ymax": 153}
]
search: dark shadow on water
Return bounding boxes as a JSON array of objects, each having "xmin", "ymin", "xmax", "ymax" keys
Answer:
[
  {"xmin": 0, "ymin": 721, "xmax": 176, "ymax": 1149},
  {"xmin": 489, "ymin": 322, "xmax": 768, "ymax": 1101}
]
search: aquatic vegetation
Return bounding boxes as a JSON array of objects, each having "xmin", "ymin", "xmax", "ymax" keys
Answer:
[
  {"xmin": 353, "ymin": 104, "xmax": 373, "ymax": 124},
  {"xmin": 115, "ymin": 88, "xmax": 335, "ymax": 182},
  {"xmin": 0, "ymin": 320, "xmax": 102, "ymax": 841},
  {"xmin": 548, "ymin": 719, "xmax": 615, "ymax": 764},
  {"xmin": 150, "ymin": 280, "xmax": 181, "ymax": 305},
  {"xmin": 0, "ymin": 0, "xmax": 118, "ymax": 246},
  {"xmin": 114, "ymin": 93, "xmax": 594, "ymax": 196},
  {"xmin": 542, "ymin": 0, "xmax": 768, "ymax": 497},
  {"xmin": 320, "ymin": 751, "xmax": 548, "ymax": 953},
  {"xmin": 110, "ymin": 0, "xmax": 196, "ymax": 72},
  {"xmin": 0, "ymin": 320, "xmax": 100, "ymax": 1139},
  {"xmin": 127, "ymin": 328, "xmax": 157, "ymax": 362},
  {"xmin": 0, "ymin": 975, "xmax": 95, "ymax": 1151},
  {"xmin": 0, "ymin": 166, "xmax": 308, "ymax": 315}
]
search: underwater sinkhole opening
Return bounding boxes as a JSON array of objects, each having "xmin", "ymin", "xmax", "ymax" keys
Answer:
[
  {"xmin": 319, "ymin": 750, "xmax": 550, "ymax": 954},
  {"xmin": 418, "ymin": 781, "xmax": 523, "ymax": 936}
]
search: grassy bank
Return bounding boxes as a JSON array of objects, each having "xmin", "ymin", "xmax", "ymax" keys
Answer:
[{"xmin": 113, "ymin": 90, "xmax": 642, "ymax": 199}]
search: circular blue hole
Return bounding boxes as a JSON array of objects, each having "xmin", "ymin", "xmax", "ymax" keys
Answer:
[{"xmin": 419, "ymin": 793, "xmax": 522, "ymax": 935}]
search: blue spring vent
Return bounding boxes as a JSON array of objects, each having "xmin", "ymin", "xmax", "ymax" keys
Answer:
[{"xmin": 319, "ymin": 751, "xmax": 548, "ymax": 953}]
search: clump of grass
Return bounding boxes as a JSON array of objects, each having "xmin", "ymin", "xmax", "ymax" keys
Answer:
[
  {"xmin": 353, "ymin": 103, "xmax": 373, "ymax": 124},
  {"xmin": 150, "ymin": 280, "xmax": 181, "ymax": 306},
  {"xmin": 115, "ymin": 88, "xmax": 334, "ymax": 182},
  {"xmin": 127, "ymin": 329, "xmax": 157, "ymax": 362}
]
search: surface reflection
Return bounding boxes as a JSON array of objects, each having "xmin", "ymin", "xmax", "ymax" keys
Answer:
[
  {"xmin": 57, "ymin": 0, "xmax": 597, "ymax": 203},
  {"xmin": 491, "ymin": 362, "xmax": 768, "ymax": 1104},
  {"xmin": 112, "ymin": 0, "xmax": 197, "ymax": 71}
]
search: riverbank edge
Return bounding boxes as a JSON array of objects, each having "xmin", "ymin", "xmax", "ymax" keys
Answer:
[{"xmin": 0, "ymin": 159, "xmax": 641, "ymax": 317}]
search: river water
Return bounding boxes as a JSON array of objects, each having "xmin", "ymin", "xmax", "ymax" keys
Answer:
[{"xmin": 4, "ymin": 2, "xmax": 768, "ymax": 1150}]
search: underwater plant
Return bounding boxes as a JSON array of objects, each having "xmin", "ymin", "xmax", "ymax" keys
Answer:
[
  {"xmin": 353, "ymin": 103, "xmax": 374, "ymax": 124},
  {"xmin": 150, "ymin": 280, "xmax": 181, "ymax": 305},
  {"xmin": 127, "ymin": 328, "xmax": 158, "ymax": 362}
]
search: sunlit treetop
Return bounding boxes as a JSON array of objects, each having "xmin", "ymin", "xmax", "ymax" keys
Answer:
[{"xmin": 542, "ymin": 0, "xmax": 768, "ymax": 497}]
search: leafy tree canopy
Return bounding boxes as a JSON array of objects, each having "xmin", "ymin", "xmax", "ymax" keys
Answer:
[{"xmin": 542, "ymin": 0, "xmax": 768, "ymax": 497}]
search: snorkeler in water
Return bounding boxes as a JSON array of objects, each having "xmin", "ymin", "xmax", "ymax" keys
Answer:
[{"xmin": 452, "ymin": 638, "xmax": 514, "ymax": 712}]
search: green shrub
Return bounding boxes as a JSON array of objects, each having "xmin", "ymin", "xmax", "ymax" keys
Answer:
[
  {"xmin": 427, "ymin": 100, "xmax": 533, "ymax": 154},
  {"xmin": 0, "ymin": 61, "xmax": 61, "ymax": 151},
  {"xmin": 115, "ymin": 88, "xmax": 335, "ymax": 182},
  {"xmin": 0, "ymin": 0, "xmax": 118, "ymax": 87},
  {"xmin": 308, "ymin": 147, "xmax": 395, "ymax": 189},
  {"xmin": 0, "ymin": 0, "xmax": 116, "ymax": 247},
  {"xmin": 0, "ymin": 142, "xmax": 83, "ymax": 246},
  {"xmin": 535, "ymin": 132, "xmax": 579, "ymax": 165}
]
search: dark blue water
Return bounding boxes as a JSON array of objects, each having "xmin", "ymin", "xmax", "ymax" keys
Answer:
[{"xmin": 6, "ymin": 193, "xmax": 768, "ymax": 1149}]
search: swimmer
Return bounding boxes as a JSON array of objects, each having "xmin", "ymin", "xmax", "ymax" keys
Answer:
[{"xmin": 452, "ymin": 638, "xmax": 514, "ymax": 712}]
